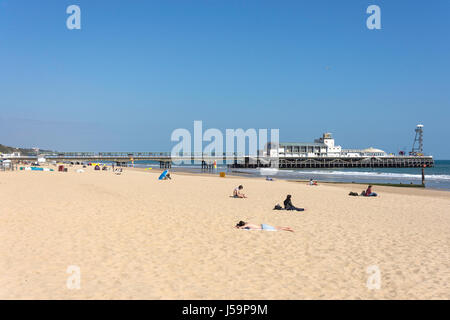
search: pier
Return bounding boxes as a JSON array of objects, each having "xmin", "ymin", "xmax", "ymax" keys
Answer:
[
  {"xmin": 229, "ymin": 156, "xmax": 434, "ymax": 169},
  {"xmin": 2, "ymin": 152, "xmax": 434, "ymax": 169}
]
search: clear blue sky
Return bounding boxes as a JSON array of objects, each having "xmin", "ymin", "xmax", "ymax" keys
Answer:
[{"xmin": 1, "ymin": 0, "xmax": 449, "ymax": 158}]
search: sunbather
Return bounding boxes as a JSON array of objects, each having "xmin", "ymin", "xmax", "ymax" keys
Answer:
[{"xmin": 235, "ymin": 221, "xmax": 294, "ymax": 232}]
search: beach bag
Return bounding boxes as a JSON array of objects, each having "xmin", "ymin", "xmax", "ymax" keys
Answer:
[
  {"xmin": 348, "ymin": 192, "xmax": 359, "ymax": 196},
  {"xmin": 273, "ymin": 204, "xmax": 283, "ymax": 210}
]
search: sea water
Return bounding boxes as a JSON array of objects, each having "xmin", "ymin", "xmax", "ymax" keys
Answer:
[{"xmin": 133, "ymin": 160, "xmax": 450, "ymax": 191}]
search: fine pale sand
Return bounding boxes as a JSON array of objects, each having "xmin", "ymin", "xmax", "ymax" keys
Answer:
[{"xmin": 1, "ymin": 167, "xmax": 449, "ymax": 299}]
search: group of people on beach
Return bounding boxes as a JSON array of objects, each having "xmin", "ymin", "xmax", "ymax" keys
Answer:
[
  {"xmin": 232, "ymin": 184, "xmax": 306, "ymax": 232},
  {"xmin": 233, "ymin": 181, "xmax": 378, "ymax": 233},
  {"xmin": 233, "ymin": 185, "xmax": 304, "ymax": 209},
  {"xmin": 162, "ymin": 171, "xmax": 377, "ymax": 232}
]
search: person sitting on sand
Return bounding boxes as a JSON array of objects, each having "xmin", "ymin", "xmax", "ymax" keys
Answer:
[
  {"xmin": 235, "ymin": 221, "xmax": 294, "ymax": 232},
  {"xmin": 283, "ymin": 195, "xmax": 305, "ymax": 211},
  {"xmin": 309, "ymin": 179, "xmax": 318, "ymax": 186},
  {"xmin": 233, "ymin": 185, "xmax": 247, "ymax": 198},
  {"xmin": 364, "ymin": 185, "xmax": 378, "ymax": 197}
]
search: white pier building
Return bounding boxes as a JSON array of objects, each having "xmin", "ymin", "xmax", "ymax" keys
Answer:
[{"xmin": 266, "ymin": 133, "xmax": 387, "ymax": 158}]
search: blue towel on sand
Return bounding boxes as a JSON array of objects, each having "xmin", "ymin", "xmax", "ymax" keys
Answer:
[{"xmin": 158, "ymin": 170, "xmax": 168, "ymax": 180}]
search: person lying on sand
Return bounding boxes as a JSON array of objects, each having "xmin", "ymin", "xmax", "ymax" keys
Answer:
[
  {"xmin": 235, "ymin": 221, "xmax": 294, "ymax": 232},
  {"xmin": 283, "ymin": 195, "xmax": 305, "ymax": 211},
  {"xmin": 233, "ymin": 185, "xmax": 247, "ymax": 198}
]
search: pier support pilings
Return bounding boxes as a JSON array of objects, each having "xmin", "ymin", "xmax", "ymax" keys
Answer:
[{"xmin": 159, "ymin": 161, "xmax": 172, "ymax": 169}]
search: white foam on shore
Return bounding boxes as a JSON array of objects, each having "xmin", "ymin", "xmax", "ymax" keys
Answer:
[
  {"xmin": 230, "ymin": 168, "xmax": 450, "ymax": 182},
  {"xmin": 279, "ymin": 170, "xmax": 450, "ymax": 181}
]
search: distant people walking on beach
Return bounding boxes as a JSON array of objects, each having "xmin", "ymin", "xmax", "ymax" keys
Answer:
[
  {"xmin": 283, "ymin": 195, "xmax": 304, "ymax": 211},
  {"xmin": 235, "ymin": 221, "xmax": 294, "ymax": 232},
  {"xmin": 233, "ymin": 185, "xmax": 247, "ymax": 198},
  {"xmin": 364, "ymin": 185, "xmax": 378, "ymax": 197}
]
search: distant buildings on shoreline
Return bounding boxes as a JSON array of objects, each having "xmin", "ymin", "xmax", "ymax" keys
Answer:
[{"xmin": 0, "ymin": 151, "xmax": 21, "ymax": 159}]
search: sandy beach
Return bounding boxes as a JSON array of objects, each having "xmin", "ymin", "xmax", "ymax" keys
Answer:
[{"xmin": 1, "ymin": 166, "xmax": 449, "ymax": 299}]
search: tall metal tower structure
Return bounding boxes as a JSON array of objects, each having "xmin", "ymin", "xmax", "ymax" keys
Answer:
[{"xmin": 411, "ymin": 124, "xmax": 424, "ymax": 155}]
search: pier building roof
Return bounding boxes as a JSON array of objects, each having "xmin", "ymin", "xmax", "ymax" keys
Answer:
[
  {"xmin": 362, "ymin": 147, "xmax": 386, "ymax": 153},
  {"xmin": 279, "ymin": 142, "xmax": 326, "ymax": 147}
]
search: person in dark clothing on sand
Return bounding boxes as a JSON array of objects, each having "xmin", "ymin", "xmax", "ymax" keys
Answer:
[{"xmin": 283, "ymin": 195, "xmax": 305, "ymax": 211}]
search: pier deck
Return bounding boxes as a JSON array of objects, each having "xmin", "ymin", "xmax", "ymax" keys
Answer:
[
  {"xmin": 2, "ymin": 152, "xmax": 434, "ymax": 169},
  {"xmin": 232, "ymin": 156, "xmax": 434, "ymax": 169}
]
